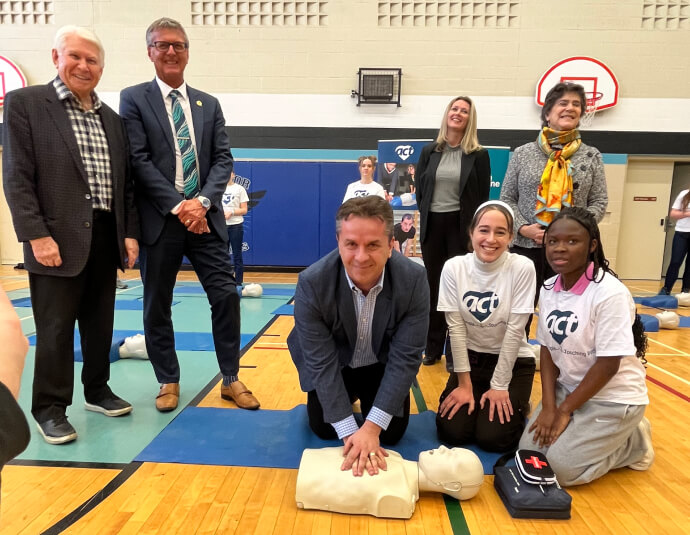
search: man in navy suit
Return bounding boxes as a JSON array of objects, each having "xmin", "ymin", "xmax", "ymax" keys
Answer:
[
  {"xmin": 3, "ymin": 26, "xmax": 139, "ymax": 444},
  {"xmin": 120, "ymin": 17, "xmax": 259, "ymax": 412},
  {"xmin": 288, "ymin": 197, "xmax": 429, "ymax": 476}
]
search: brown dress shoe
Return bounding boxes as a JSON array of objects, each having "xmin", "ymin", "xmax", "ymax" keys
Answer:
[
  {"xmin": 156, "ymin": 383, "xmax": 180, "ymax": 412},
  {"xmin": 221, "ymin": 380, "xmax": 260, "ymax": 410}
]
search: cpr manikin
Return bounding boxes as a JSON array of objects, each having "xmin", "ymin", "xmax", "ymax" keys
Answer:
[{"xmin": 295, "ymin": 445, "xmax": 484, "ymax": 519}]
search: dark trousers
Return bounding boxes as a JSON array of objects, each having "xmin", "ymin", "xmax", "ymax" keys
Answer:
[
  {"xmin": 510, "ymin": 244, "xmax": 554, "ymax": 336},
  {"xmin": 29, "ymin": 211, "xmax": 118, "ymax": 423},
  {"xmin": 140, "ymin": 215, "xmax": 240, "ymax": 383},
  {"xmin": 436, "ymin": 350, "xmax": 535, "ymax": 452},
  {"xmin": 420, "ymin": 211, "xmax": 469, "ymax": 359},
  {"xmin": 226, "ymin": 223, "xmax": 244, "ymax": 285},
  {"xmin": 306, "ymin": 363, "xmax": 410, "ymax": 445},
  {"xmin": 664, "ymin": 231, "xmax": 690, "ymax": 292}
]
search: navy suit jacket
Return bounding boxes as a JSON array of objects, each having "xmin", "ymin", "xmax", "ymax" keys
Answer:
[
  {"xmin": 119, "ymin": 80, "xmax": 233, "ymax": 245},
  {"xmin": 287, "ymin": 249, "xmax": 429, "ymax": 424},
  {"xmin": 2, "ymin": 83, "xmax": 138, "ymax": 276}
]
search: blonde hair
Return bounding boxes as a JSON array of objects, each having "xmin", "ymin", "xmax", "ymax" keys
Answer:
[{"xmin": 434, "ymin": 96, "xmax": 482, "ymax": 154}]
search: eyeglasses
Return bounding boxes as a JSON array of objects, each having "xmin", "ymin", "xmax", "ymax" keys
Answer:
[{"xmin": 150, "ymin": 41, "xmax": 188, "ymax": 52}]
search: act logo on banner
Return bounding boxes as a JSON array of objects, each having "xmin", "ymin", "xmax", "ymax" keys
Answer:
[{"xmin": 0, "ymin": 55, "xmax": 27, "ymax": 108}]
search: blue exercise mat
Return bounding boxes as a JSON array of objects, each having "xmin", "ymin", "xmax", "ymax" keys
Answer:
[
  {"xmin": 11, "ymin": 296, "xmax": 178, "ymax": 311},
  {"xmin": 637, "ymin": 295, "xmax": 678, "ymax": 309},
  {"xmin": 679, "ymin": 315, "xmax": 690, "ymax": 327},
  {"xmin": 135, "ymin": 405, "xmax": 502, "ymax": 474},
  {"xmin": 272, "ymin": 304, "xmax": 295, "ymax": 316},
  {"xmin": 28, "ymin": 330, "xmax": 255, "ymax": 354},
  {"xmin": 639, "ymin": 314, "xmax": 660, "ymax": 332}
]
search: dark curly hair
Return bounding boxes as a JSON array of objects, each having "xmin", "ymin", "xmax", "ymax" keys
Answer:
[{"xmin": 543, "ymin": 207, "xmax": 647, "ymax": 362}]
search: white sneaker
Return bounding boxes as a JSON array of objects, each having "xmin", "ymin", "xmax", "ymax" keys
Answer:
[{"xmin": 628, "ymin": 417, "xmax": 655, "ymax": 471}]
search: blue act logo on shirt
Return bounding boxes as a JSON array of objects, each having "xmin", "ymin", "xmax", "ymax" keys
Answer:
[
  {"xmin": 545, "ymin": 310, "xmax": 579, "ymax": 344},
  {"xmin": 462, "ymin": 291, "xmax": 499, "ymax": 322}
]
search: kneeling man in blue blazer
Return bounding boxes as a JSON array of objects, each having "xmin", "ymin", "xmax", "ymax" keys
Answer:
[{"xmin": 288, "ymin": 196, "xmax": 429, "ymax": 477}]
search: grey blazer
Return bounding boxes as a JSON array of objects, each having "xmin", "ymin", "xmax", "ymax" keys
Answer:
[
  {"xmin": 2, "ymin": 83, "xmax": 139, "ymax": 276},
  {"xmin": 287, "ymin": 249, "xmax": 430, "ymax": 424}
]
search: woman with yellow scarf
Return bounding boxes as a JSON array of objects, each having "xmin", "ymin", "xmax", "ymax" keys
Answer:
[{"xmin": 500, "ymin": 82, "xmax": 608, "ymax": 334}]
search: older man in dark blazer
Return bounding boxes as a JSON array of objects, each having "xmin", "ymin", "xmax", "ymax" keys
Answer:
[
  {"xmin": 120, "ymin": 17, "xmax": 258, "ymax": 412},
  {"xmin": 2, "ymin": 26, "xmax": 139, "ymax": 444},
  {"xmin": 288, "ymin": 197, "xmax": 429, "ymax": 477}
]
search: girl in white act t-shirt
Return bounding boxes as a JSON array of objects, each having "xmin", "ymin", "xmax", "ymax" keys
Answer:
[
  {"xmin": 519, "ymin": 207, "xmax": 653, "ymax": 486},
  {"xmin": 436, "ymin": 201, "xmax": 537, "ymax": 452},
  {"xmin": 342, "ymin": 155, "xmax": 386, "ymax": 203}
]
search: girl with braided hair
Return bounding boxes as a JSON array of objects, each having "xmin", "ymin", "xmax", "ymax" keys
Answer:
[{"xmin": 519, "ymin": 207, "xmax": 652, "ymax": 486}]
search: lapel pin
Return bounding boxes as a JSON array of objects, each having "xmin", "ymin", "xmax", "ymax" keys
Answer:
[{"xmin": 196, "ymin": 100, "xmax": 202, "ymax": 107}]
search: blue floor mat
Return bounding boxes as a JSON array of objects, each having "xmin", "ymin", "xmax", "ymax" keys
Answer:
[
  {"xmin": 679, "ymin": 316, "xmax": 690, "ymax": 327},
  {"xmin": 11, "ymin": 296, "xmax": 178, "ymax": 310},
  {"xmin": 636, "ymin": 295, "xmax": 678, "ymax": 308},
  {"xmin": 135, "ymin": 405, "xmax": 502, "ymax": 474},
  {"xmin": 29, "ymin": 330, "xmax": 255, "ymax": 352},
  {"xmin": 272, "ymin": 304, "xmax": 295, "ymax": 316},
  {"xmin": 639, "ymin": 314, "xmax": 660, "ymax": 332}
]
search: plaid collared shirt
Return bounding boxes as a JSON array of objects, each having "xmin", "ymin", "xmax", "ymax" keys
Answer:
[
  {"xmin": 345, "ymin": 270, "xmax": 384, "ymax": 369},
  {"xmin": 53, "ymin": 77, "xmax": 112, "ymax": 211}
]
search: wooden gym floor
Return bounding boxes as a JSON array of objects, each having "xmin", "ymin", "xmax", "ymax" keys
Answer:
[{"xmin": 0, "ymin": 267, "xmax": 688, "ymax": 534}]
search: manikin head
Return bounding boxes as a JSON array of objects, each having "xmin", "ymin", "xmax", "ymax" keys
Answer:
[{"xmin": 418, "ymin": 446, "xmax": 484, "ymax": 500}]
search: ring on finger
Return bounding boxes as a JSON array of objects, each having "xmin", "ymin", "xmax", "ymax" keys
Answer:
[{"xmin": 368, "ymin": 452, "xmax": 377, "ymax": 458}]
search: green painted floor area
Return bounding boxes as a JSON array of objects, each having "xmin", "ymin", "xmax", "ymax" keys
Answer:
[{"xmin": 11, "ymin": 281, "xmax": 295, "ymax": 464}]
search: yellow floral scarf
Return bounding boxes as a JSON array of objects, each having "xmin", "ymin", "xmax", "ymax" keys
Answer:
[{"xmin": 535, "ymin": 127, "xmax": 581, "ymax": 226}]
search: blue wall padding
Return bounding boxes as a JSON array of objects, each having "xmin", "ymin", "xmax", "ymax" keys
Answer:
[
  {"xmin": 638, "ymin": 295, "xmax": 678, "ymax": 309},
  {"xmin": 135, "ymin": 406, "xmax": 502, "ymax": 474},
  {"xmin": 639, "ymin": 314, "xmax": 660, "ymax": 332},
  {"xmin": 12, "ymin": 297, "xmax": 177, "ymax": 310},
  {"xmin": 29, "ymin": 330, "xmax": 254, "ymax": 357},
  {"xmin": 272, "ymin": 304, "xmax": 295, "ymax": 316}
]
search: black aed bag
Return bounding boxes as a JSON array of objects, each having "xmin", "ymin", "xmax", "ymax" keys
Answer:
[{"xmin": 493, "ymin": 450, "xmax": 572, "ymax": 519}]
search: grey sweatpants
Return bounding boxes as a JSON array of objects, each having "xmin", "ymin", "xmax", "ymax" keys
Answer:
[{"xmin": 519, "ymin": 382, "xmax": 647, "ymax": 486}]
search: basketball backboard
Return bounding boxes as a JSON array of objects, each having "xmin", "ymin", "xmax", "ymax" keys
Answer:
[{"xmin": 536, "ymin": 56, "xmax": 619, "ymax": 111}]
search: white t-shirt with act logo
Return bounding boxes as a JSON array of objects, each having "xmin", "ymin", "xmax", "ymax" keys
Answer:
[
  {"xmin": 438, "ymin": 251, "xmax": 535, "ymax": 359},
  {"xmin": 342, "ymin": 180, "xmax": 386, "ymax": 202},
  {"xmin": 537, "ymin": 271, "xmax": 648, "ymax": 405}
]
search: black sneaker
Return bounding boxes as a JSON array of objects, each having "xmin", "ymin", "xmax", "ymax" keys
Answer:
[
  {"xmin": 85, "ymin": 394, "xmax": 133, "ymax": 417},
  {"xmin": 683, "ymin": 288, "xmax": 689, "ymax": 293},
  {"xmin": 116, "ymin": 278, "xmax": 129, "ymax": 289},
  {"xmin": 422, "ymin": 354, "xmax": 441, "ymax": 366},
  {"xmin": 658, "ymin": 287, "xmax": 670, "ymax": 295},
  {"xmin": 36, "ymin": 416, "xmax": 78, "ymax": 445}
]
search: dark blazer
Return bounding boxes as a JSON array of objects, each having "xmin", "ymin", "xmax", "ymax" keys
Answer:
[
  {"xmin": 415, "ymin": 143, "xmax": 491, "ymax": 244},
  {"xmin": 287, "ymin": 249, "xmax": 429, "ymax": 424},
  {"xmin": 119, "ymin": 80, "xmax": 233, "ymax": 245},
  {"xmin": 2, "ymin": 83, "xmax": 138, "ymax": 276}
]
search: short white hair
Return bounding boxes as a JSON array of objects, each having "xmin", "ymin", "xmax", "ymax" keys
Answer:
[{"xmin": 53, "ymin": 25, "xmax": 105, "ymax": 64}]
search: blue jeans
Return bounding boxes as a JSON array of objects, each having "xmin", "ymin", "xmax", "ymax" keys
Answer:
[
  {"xmin": 226, "ymin": 223, "xmax": 244, "ymax": 285},
  {"xmin": 664, "ymin": 230, "xmax": 690, "ymax": 292}
]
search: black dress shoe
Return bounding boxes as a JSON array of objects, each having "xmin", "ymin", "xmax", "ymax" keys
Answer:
[
  {"xmin": 85, "ymin": 394, "xmax": 133, "ymax": 417},
  {"xmin": 36, "ymin": 416, "xmax": 78, "ymax": 445},
  {"xmin": 422, "ymin": 354, "xmax": 441, "ymax": 366}
]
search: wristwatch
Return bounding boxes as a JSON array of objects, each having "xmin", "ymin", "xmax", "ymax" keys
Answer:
[{"xmin": 198, "ymin": 196, "xmax": 211, "ymax": 210}]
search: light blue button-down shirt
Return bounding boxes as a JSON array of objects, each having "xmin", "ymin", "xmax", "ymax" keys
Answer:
[{"xmin": 332, "ymin": 270, "xmax": 393, "ymax": 439}]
